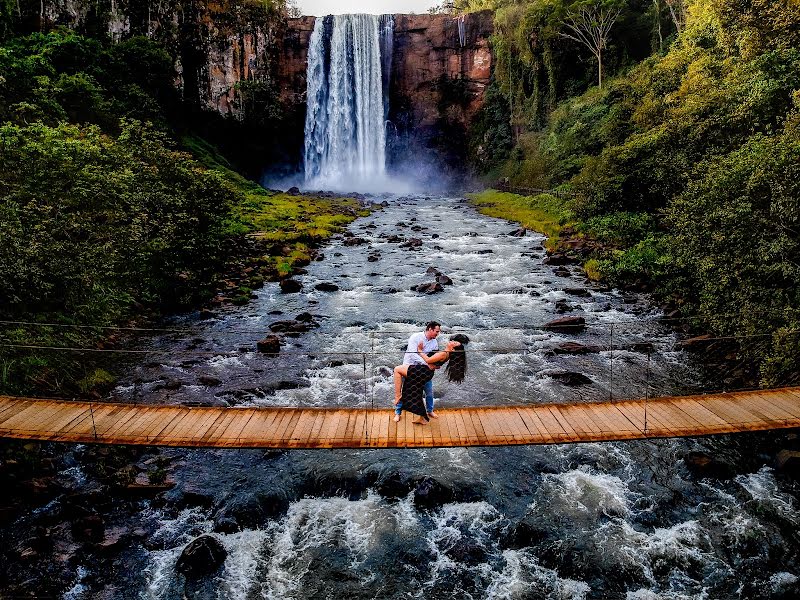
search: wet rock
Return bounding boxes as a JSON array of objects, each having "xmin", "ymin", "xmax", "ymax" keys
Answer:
[
  {"xmin": 279, "ymin": 279, "xmax": 303, "ymax": 294},
  {"xmin": 684, "ymin": 451, "xmax": 735, "ymax": 479},
  {"xmin": 436, "ymin": 274, "xmax": 453, "ymax": 286},
  {"xmin": 198, "ymin": 308, "xmax": 216, "ymax": 320},
  {"xmin": 286, "ymin": 186, "xmax": 301, "ymax": 196},
  {"xmin": 564, "ymin": 287, "xmax": 591, "ymax": 297},
  {"xmin": 162, "ymin": 379, "xmax": 183, "ymax": 391},
  {"xmin": 268, "ymin": 310, "xmax": 283, "ymax": 315},
  {"xmin": 543, "ymin": 253, "xmax": 572, "ymax": 266},
  {"xmin": 547, "ymin": 371, "xmax": 593, "ymax": 386},
  {"xmin": 504, "ymin": 515, "xmax": 549, "ymax": 549},
  {"xmin": 553, "ymin": 342, "xmax": 603, "ymax": 355},
  {"xmin": 327, "ymin": 360, "xmax": 345, "ymax": 368},
  {"xmin": 295, "ymin": 312, "xmax": 315, "ymax": 323},
  {"xmin": 553, "ymin": 268, "xmax": 571, "ymax": 277},
  {"xmin": 475, "ymin": 249, "xmax": 493, "ymax": 254},
  {"xmin": 543, "ymin": 316, "xmax": 586, "ymax": 333},
  {"xmin": 467, "ymin": 232, "xmax": 479, "ymax": 237},
  {"xmin": 400, "ymin": 238, "xmax": 423, "ymax": 249},
  {"xmin": 256, "ymin": 335, "xmax": 282, "ymax": 355},
  {"xmin": 315, "ymin": 282, "xmax": 340, "ymax": 292},
  {"xmin": 508, "ymin": 228, "xmax": 527, "ymax": 237},
  {"xmin": 333, "ymin": 252, "xmax": 343, "ymax": 257},
  {"xmin": 411, "ymin": 282, "xmax": 444, "ymax": 294},
  {"xmin": 176, "ymin": 535, "xmax": 227, "ymax": 579},
  {"xmin": 413, "ymin": 477, "xmax": 455, "ymax": 509},
  {"xmin": 315, "ymin": 253, "xmax": 325, "ymax": 261},
  {"xmin": 432, "ymin": 233, "xmax": 440, "ymax": 238},
  {"xmin": 386, "ymin": 235, "xmax": 404, "ymax": 243},
  {"xmin": 71, "ymin": 514, "xmax": 105, "ymax": 543},
  {"xmin": 343, "ymin": 237, "xmax": 368, "ymax": 246},
  {"xmin": 198, "ymin": 376, "xmax": 222, "ymax": 387},
  {"xmin": 95, "ymin": 527, "xmax": 130, "ymax": 553},
  {"xmin": 426, "ymin": 266, "xmax": 440, "ymax": 275},
  {"xmin": 555, "ymin": 299, "xmax": 574, "ymax": 314},
  {"xmin": 368, "ymin": 253, "xmax": 381, "ymax": 262},
  {"xmin": 444, "ymin": 538, "xmax": 488, "ymax": 565},
  {"xmin": 213, "ymin": 514, "xmax": 240, "ymax": 534},
  {"xmin": 776, "ymin": 450, "xmax": 800, "ymax": 476}
]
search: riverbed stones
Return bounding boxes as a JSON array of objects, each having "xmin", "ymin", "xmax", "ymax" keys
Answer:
[
  {"xmin": 564, "ymin": 287, "xmax": 591, "ymax": 297},
  {"xmin": 315, "ymin": 282, "xmax": 339, "ymax": 292},
  {"xmin": 279, "ymin": 279, "xmax": 302, "ymax": 293},
  {"xmin": 508, "ymin": 228, "xmax": 527, "ymax": 237},
  {"xmin": 343, "ymin": 236, "xmax": 368, "ymax": 246},
  {"xmin": 269, "ymin": 319, "xmax": 316, "ymax": 335},
  {"xmin": 176, "ymin": 535, "xmax": 227, "ymax": 579},
  {"xmin": 684, "ymin": 451, "xmax": 734, "ymax": 479},
  {"xmin": 411, "ymin": 282, "xmax": 444, "ymax": 294},
  {"xmin": 413, "ymin": 477, "xmax": 455, "ymax": 509},
  {"xmin": 198, "ymin": 376, "xmax": 222, "ymax": 387},
  {"xmin": 400, "ymin": 237, "xmax": 423, "ymax": 249},
  {"xmin": 555, "ymin": 299, "xmax": 574, "ymax": 313},
  {"xmin": 544, "ymin": 316, "xmax": 586, "ymax": 333},
  {"xmin": 256, "ymin": 335, "xmax": 282, "ymax": 355}
]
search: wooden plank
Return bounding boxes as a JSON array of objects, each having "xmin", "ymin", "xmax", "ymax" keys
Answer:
[
  {"xmin": 515, "ymin": 407, "xmax": 550, "ymax": 444},
  {"xmin": 352, "ymin": 410, "xmax": 367, "ymax": 447},
  {"xmin": 464, "ymin": 409, "xmax": 488, "ymax": 445},
  {"xmin": 275, "ymin": 410, "xmax": 302, "ymax": 446},
  {"xmin": 701, "ymin": 395, "xmax": 761, "ymax": 426},
  {"xmin": 752, "ymin": 391, "xmax": 800, "ymax": 420},
  {"xmin": 548, "ymin": 406, "xmax": 581, "ymax": 442},
  {"xmin": 532, "ymin": 405, "xmax": 569, "ymax": 442}
]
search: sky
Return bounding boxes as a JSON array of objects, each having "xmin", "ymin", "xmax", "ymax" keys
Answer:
[{"xmin": 297, "ymin": 1, "xmax": 439, "ymax": 16}]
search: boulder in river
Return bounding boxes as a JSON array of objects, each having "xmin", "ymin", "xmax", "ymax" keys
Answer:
[
  {"xmin": 315, "ymin": 282, "xmax": 339, "ymax": 292},
  {"xmin": 544, "ymin": 316, "xmax": 586, "ymax": 333},
  {"xmin": 508, "ymin": 228, "xmax": 527, "ymax": 237},
  {"xmin": 343, "ymin": 237, "xmax": 368, "ymax": 246},
  {"xmin": 368, "ymin": 253, "xmax": 381, "ymax": 262},
  {"xmin": 436, "ymin": 274, "xmax": 453, "ymax": 286},
  {"xmin": 256, "ymin": 335, "xmax": 282, "ymax": 355},
  {"xmin": 198, "ymin": 376, "xmax": 222, "ymax": 387},
  {"xmin": 176, "ymin": 535, "xmax": 227, "ymax": 579},
  {"xmin": 411, "ymin": 282, "xmax": 444, "ymax": 295},
  {"xmin": 544, "ymin": 253, "xmax": 573, "ymax": 266},
  {"xmin": 555, "ymin": 299, "xmax": 574, "ymax": 314},
  {"xmin": 684, "ymin": 451, "xmax": 734, "ymax": 479},
  {"xmin": 564, "ymin": 287, "xmax": 591, "ymax": 297},
  {"xmin": 279, "ymin": 279, "xmax": 302, "ymax": 294},
  {"xmin": 413, "ymin": 477, "xmax": 455, "ymax": 509},
  {"xmin": 475, "ymin": 249, "xmax": 494, "ymax": 254},
  {"xmin": 400, "ymin": 238, "xmax": 423, "ymax": 250}
]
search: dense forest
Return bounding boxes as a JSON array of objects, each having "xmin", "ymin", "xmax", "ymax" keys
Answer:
[{"xmin": 450, "ymin": 0, "xmax": 800, "ymax": 383}]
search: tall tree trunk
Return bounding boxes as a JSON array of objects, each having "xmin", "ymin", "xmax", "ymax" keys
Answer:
[
  {"xmin": 597, "ymin": 50, "xmax": 603, "ymax": 89},
  {"xmin": 653, "ymin": 0, "xmax": 663, "ymax": 51}
]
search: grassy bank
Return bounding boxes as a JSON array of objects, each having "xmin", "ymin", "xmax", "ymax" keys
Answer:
[{"xmin": 467, "ymin": 190, "xmax": 574, "ymax": 251}]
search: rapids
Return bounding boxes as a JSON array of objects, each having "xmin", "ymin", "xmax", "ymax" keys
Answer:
[{"xmin": 95, "ymin": 196, "xmax": 800, "ymax": 599}]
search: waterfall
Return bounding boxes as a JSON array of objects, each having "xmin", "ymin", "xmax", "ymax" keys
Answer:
[
  {"xmin": 457, "ymin": 15, "xmax": 466, "ymax": 48},
  {"xmin": 303, "ymin": 14, "xmax": 394, "ymax": 190}
]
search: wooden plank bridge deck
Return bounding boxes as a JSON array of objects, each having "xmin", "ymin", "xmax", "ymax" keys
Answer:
[{"xmin": 1, "ymin": 388, "xmax": 800, "ymax": 449}]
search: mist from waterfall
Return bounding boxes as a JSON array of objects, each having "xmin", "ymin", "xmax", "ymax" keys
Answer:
[{"xmin": 303, "ymin": 14, "xmax": 406, "ymax": 193}]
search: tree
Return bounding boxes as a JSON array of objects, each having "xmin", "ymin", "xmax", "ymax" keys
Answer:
[
  {"xmin": 559, "ymin": 0, "xmax": 623, "ymax": 89},
  {"xmin": 664, "ymin": 0, "xmax": 687, "ymax": 34}
]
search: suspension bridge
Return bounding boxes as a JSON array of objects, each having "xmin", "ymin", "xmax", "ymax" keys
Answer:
[{"xmin": 2, "ymin": 387, "xmax": 800, "ymax": 448}]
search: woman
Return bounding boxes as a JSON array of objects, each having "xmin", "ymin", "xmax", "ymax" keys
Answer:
[{"xmin": 392, "ymin": 334, "xmax": 469, "ymax": 424}]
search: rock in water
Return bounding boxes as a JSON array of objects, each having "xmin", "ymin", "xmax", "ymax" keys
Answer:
[
  {"xmin": 315, "ymin": 282, "xmax": 339, "ymax": 292},
  {"xmin": 176, "ymin": 535, "xmax": 227, "ymax": 578},
  {"xmin": 544, "ymin": 316, "xmax": 586, "ymax": 333},
  {"xmin": 256, "ymin": 335, "xmax": 282, "ymax": 355},
  {"xmin": 279, "ymin": 279, "xmax": 303, "ymax": 293}
]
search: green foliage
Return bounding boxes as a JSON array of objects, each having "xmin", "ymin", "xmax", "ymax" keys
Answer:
[
  {"xmin": 578, "ymin": 211, "xmax": 655, "ymax": 246},
  {"xmin": 0, "ymin": 120, "xmax": 238, "ymax": 320}
]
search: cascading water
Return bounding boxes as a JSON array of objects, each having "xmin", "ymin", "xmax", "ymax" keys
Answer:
[{"xmin": 303, "ymin": 14, "xmax": 394, "ymax": 190}]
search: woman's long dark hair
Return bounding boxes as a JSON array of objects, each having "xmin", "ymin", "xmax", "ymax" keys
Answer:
[{"xmin": 446, "ymin": 334, "xmax": 469, "ymax": 383}]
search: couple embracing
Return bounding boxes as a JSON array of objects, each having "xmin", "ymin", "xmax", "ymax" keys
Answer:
[{"xmin": 392, "ymin": 321, "xmax": 469, "ymax": 424}]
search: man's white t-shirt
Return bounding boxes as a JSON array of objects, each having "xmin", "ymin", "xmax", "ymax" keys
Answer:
[{"xmin": 404, "ymin": 332, "xmax": 439, "ymax": 366}]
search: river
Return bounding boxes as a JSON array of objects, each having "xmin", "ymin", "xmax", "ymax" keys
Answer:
[{"xmin": 43, "ymin": 195, "xmax": 800, "ymax": 598}]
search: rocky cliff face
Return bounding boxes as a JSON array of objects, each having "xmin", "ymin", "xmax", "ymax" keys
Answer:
[
  {"xmin": 274, "ymin": 11, "xmax": 494, "ymax": 179},
  {"xmin": 30, "ymin": 1, "xmax": 493, "ymax": 179}
]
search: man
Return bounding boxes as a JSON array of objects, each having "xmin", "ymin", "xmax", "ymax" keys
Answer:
[{"xmin": 394, "ymin": 321, "xmax": 440, "ymax": 422}]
